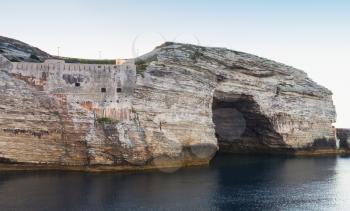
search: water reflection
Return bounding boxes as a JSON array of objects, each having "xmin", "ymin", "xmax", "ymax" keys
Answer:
[
  {"xmin": 0, "ymin": 167, "xmax": 219, "ymax": 210},
  {"xmin": 335, "ymin": 157, "xmax": 350, "ymax": 210},
  {"xmin": 211, "ymin": 155, "xmax": 339, "ymax": 210},
  {"xmin": 0, "ymin": 155, "xmax": 350, "ymax": 210}
]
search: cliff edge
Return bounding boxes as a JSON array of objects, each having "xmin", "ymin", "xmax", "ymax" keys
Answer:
[{"xmin": 0, "ymin": 38, "xmax": 340, "ymax": 171}]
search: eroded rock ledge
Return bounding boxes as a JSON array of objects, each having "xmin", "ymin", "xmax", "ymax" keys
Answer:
[{"xmin": 0, "ymin": 38, "xmax": 342, "ymax": 171}]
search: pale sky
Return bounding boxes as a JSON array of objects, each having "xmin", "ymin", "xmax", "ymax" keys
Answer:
[{"xmin": 1, "ymin": 0, "xmax": 349, "ymax": 127}]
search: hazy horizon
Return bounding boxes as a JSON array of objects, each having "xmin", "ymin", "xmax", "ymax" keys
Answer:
[{"xmin": 1, "ymin": 0, "xmax": 349, "ymax": 127}]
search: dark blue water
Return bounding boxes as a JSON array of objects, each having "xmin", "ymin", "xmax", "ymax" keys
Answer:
[{"xmin": 1, "ymin": 154, "xmax": 350, "ymax": 211}]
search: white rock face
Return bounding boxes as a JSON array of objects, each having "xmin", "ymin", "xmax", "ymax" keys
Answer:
[
  {"xmin": 0, "ymin": 41, "xmax": 338, "ymax": 171},
  {"xmin": 133, "ymin": 43, "xmax": 336, "ymax": 157}
]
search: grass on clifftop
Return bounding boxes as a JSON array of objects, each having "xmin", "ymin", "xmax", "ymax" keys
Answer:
[
  {"xmin": 97, "ymin": 117, "xmax": 118, "ymax": 124},
  {"xmin": 135, "ymin": 59, "xmax": 148, "ymax": 75},
  {"xmin": 58, "ymin": 57, "xmax": 116, "ymax": 64},
  {"xmin": 135, "ymin": 54, "xmax": 158, "ymax": 76}
]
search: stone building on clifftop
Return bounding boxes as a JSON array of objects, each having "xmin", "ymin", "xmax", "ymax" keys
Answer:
[{"xmin": 6, "ymin": 56, "xmax": 136, "ymax": 122}]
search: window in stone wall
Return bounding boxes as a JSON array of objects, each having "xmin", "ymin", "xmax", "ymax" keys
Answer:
[
  {"xmin": 116, "ymin": 88, "xmax": 122, "ymax": 93},
  {"xmin": 75, "ymin": 82, "xmax": 80, "ymax": 87},
  {"xmin": 101, "ymin": 88, "xmax": 106, "ymax": 93}
]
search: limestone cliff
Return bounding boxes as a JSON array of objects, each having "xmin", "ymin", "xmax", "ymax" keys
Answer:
[
  {"xmin": 0, "ymin": 38, "xmax": 339, "ymax": 171},
  {"xmin": 0, "ymin": 36, "xmax": 52, "ymax": 62},
  {"xmin": 134, "ymin": 42, "xmax": 337, "ymax": 156}
]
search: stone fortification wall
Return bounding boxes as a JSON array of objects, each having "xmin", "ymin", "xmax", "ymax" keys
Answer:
[{"xmin": 8, "ymin": 59, "xmax": 136, "ymax": 122}]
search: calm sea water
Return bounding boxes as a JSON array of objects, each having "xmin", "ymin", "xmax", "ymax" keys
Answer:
[{"xmin": 1, "ymin": 154, "xmax": 350, "ymax": 211}]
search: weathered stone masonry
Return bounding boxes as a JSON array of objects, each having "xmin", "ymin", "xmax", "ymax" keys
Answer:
[
  {"xmin": 0, "ymin": 54, "xmax": 144, "ymax": 166},
  {"xmin": 8, "ymin": 58, "xmax": 136, "ymax": 122}
]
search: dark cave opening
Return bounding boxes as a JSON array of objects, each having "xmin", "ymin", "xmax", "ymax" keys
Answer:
[{"xmin": 212, "ymin": 91, "xmax": 285, "ymax": 154}]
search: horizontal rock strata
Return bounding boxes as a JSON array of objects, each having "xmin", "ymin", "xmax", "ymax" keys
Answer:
[{"xmin": 0, "ymin": 38, "xmax": 341, "ymax": 171}]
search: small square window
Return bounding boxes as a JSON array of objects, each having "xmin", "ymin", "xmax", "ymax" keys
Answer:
[
  {"xmin": 101, "ymin": 88, "xmax": 106, "ymax": 93},
  {"xmin": 75, "ymin": 82, "xmax": 80, "ymax": 87},
  {"xmin": 116, "ymin": 88, "xmax": 122, "ymax": 93}
]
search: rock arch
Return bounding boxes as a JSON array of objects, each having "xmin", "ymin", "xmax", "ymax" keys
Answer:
[{"xmin": 212, "ymin": 90, "xmax": 290, "ymax": 154}]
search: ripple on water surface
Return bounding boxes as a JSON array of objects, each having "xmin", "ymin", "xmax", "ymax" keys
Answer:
[{"xmin": 1, "ymin": 154, "xmax": 350, "ymax": 210}]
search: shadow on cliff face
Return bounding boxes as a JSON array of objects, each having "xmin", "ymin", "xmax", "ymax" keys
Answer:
[
  {"xmin": 212, "ymin": 91, "xmax": 289, "ymax": 154},
  {"xmin": 336, "ymin": 129, "xmax": 350, "ymax": 150}
]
